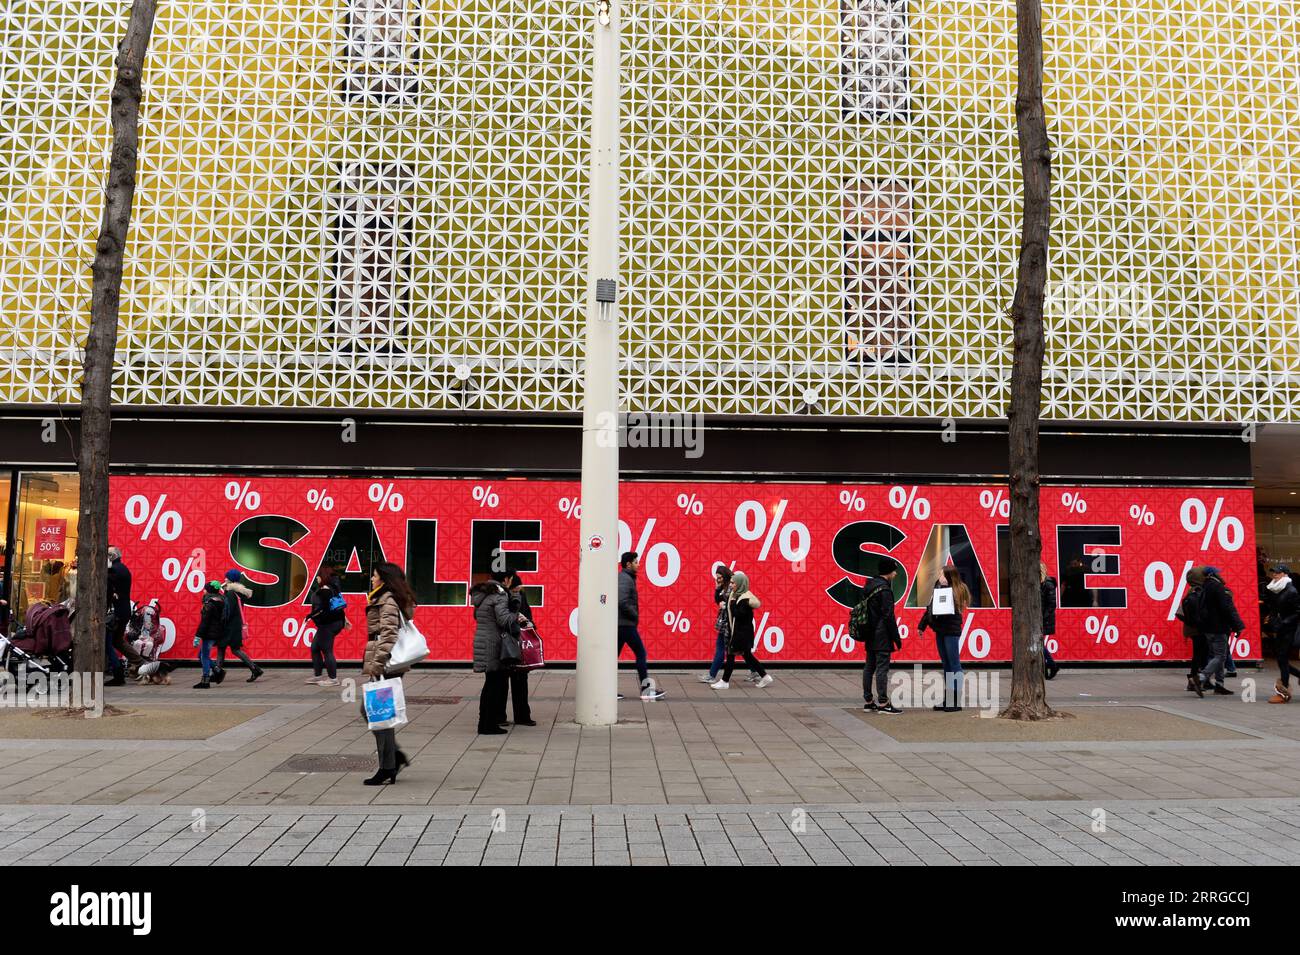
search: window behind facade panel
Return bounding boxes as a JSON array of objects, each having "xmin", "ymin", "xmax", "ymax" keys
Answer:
[{"xmin": 329, "ymin": 162, "xmax": 415, "ymax": 355}]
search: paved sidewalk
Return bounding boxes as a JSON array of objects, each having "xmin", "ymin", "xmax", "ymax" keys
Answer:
[
  {"xmin": 4, "ymin": 799, "xmax": 1297, "ymax": 867},
  {"xmin": 3, "ymin": 667, "xmax": 1299, "ymax": 865}
]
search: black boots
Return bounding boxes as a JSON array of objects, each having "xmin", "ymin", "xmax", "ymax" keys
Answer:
[
  {"xmin": 247, "ymin": 666, "xmax": 264, "ymax": 683},
  {"xmin": 193, "ymin": 679, "xmax": 210, "ymax": 689},
  {"xmin": 395, "ymin": 750, "xmax": 411, "ymax": 771},
  {"xmin": 362, "ymin": 769, "xmax": 397, "ymax": 786}
]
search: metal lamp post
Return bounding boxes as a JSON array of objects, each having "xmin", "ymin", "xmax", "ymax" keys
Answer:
[{"xmin": 575, "ymin": 0, "xmax": 622, "ymax": 726}]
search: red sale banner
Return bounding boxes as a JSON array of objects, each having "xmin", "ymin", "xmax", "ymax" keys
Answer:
[
  {"xmin": 106, "ymin": 477, "xmax": 1257, "ymax": 665},
  {"xmin": 35, "ymin": 518, "xmax": 67, "ymax": 560}
]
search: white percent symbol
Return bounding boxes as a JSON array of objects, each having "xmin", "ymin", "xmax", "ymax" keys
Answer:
[
  {"xmin": 662, "ymin": 610, "xmax": 691, "ymax": 634},
  {"xmin": 282, "ymin": 618, "xmax": 315, "ymax": 648},
  {"xmin": 558, "ymin": 497, "xmax": 582, "ymax": 520},
  {"xmin": 1060, "ymin": 491, "xmax": 1088, "ymax": 515},
  {"xmin": 1179, "ymin": 496, "xmax": 1244, "ymax": 552},
  {"xmin": 1144, "ymin": 559, "xmax": 1193, "ymax": 620},
  {"xmin": 958, "ymin": 615, "xmax": 990, "ymax": 659},
  {"xmin": 1128, "ymin": 504, "xmax": 1155, "ymax": 526},
  {"xmin": 124, "ymin": 494, "xmax": 183, "ymax": 542},
  {"xmin": 617, "ymin": 518, "xmax": 681, "ymax": 587},
  {"xmin": 306, "ymin": 488, "xmax": 335, "ymax": 512},
  {"xmin": 979, "ymin": 489, "xmax": 1010, "ymax": 518},
  {"xmin": 754, "ymin": 612, "xmax": 785, "ymax": 654},
  {"xmin": 819, "ymin": 623, "xmax": 855, "ymax": 653},
  {"xmin": 733, "ymin": 499, "xmax": 811, "ymax": 563},
  {"xmin": 473, "ymin": 485, "xmax": 500, "ymax": 509},
  {"xmin": 161, "ymin": 548, "xmax": 206, "ymax": 594},
  {"xmin": 1137, "ymin": 633, "xmax": 1164, "ymax": 657},
  {"xmin": 224, "ymin": 480, "xmax": 261, "ymax": 511},
  {"xmin": 368, "ymin": 482, "xmax": 405, "ymax": 512},
  {"xmin": 888, "ymin": 486, "xmax": 931, "ymax": 520},
  {"xmin": 676, "ymin": 492, "xmax": 704, "ymax": 517},
  {"xmin": 1086, "ymin": 614, "xmax": 1120, "ymax": 644},
  {"xmin": 838, "ymin": 489, "xmax": 866, "ymax": 513}
]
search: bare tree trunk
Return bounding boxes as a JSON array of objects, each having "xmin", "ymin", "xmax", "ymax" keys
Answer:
[
  {"xmin": 1001, "ymin": 0, "xmax": 1055, "ymax": 720},
  {"xmin": 72, "ymin": 0, "xmax": 158, "ymax": 674}
]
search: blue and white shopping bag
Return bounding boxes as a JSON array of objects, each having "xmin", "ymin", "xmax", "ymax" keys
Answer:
[{"xmin": 363, "ymin": 677, "xmax": 408, "ymax": 731}]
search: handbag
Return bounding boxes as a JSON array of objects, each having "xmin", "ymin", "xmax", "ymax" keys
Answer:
[
  {"xmin": 932, "ymin": 586, "xmax": 956, "ymax": 616},
  {"xmin": 500, "ymin": 629, "xmax": 522, "ymax": 666},
  {"xmin": 517, "ymin": 624, "xmax": 546, "ymax": 671},
  {"xmin": 386, "ymin": 611, "xmax": 430, "ymax": 674},
  {"xmin": 363, "ymin": 677, "xmax": 407, "ymax": 731}
]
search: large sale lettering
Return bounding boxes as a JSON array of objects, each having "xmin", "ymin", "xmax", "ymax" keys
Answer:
[{"xmin": 107, "ymin": 478, "xmax": 1257, "ymax": 664}]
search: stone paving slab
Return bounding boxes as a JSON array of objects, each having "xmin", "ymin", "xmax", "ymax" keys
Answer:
[{"xmin": 4, "ymin": 798, "xmax": 1297, "ymax": 866}]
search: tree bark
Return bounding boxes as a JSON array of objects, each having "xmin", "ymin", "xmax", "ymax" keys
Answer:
[
  {"xmin": 72, "ymin": 0, "xmax": 158, "ymax": 674},
  {"xmin": 1001, "ymin": 0, "xmax": 1055, "ymax": 720}
]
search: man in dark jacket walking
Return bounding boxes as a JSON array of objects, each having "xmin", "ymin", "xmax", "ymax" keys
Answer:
[
  {"xmin": 618, "ymin": 552, "xmax": 665, "ymax": 701},
  {"xmin": 1196, "ymin": 567, "xmax": 1245, "ymax": 695},
  {"xmin": 1265, "ymin": 564, "xmax": 1300, "ymax": 703},
  {"xmin": 852, "ymin": 564, "xmax": 903, "ymax": 713},
  {"xmin": 105, "ymin": 546, "xmax": 143, "ymax": 685}
]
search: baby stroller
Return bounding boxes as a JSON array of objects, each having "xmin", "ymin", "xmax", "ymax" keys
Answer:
[{"xmin": 3, "ymin": 602, "xmax": 74, "ymax": 677}]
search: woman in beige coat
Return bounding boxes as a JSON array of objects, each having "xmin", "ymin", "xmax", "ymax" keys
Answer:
[{"xmin": 362, "ymin": 562, "xmax": 416, "ymax": 786}]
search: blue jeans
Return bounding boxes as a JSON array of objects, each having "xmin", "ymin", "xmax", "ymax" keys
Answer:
[
  {"xmin": 710, "ymin": 631, "xmax": 727, "ymax": 679},
  {"xmin": 198, "ymin": 639, "xmax": 216, "ymax": 679},
  {"xmin": 617, "ymin": 625, "xmax": 649, "ymax": 684},
  {"xmin": 936, "ymin": 633, "xmax": 963, "ymax": 705}
]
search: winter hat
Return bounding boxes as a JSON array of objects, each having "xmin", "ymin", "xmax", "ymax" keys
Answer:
[
  {"xmin": 875, "ymin": 558, "xmax": 902, "ymax": 578},
  {"xmin": 1186, "ymin": 566, "xmax": 1207, "ymax": 588},
  {"xmin": 225, "ymin": 569, "xmax": 242, "ymax": 582},
  {"xmin": 1270, "ymin": 563, "xmax": 1292, "ymax": 576},
  {"xmin": 206, "ymin": 580, "xmax": 223, "ymax": 594}
]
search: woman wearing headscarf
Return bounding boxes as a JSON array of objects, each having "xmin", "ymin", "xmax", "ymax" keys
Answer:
[{"xmin": 711, "ymin": 570, "xmax": 774, "ymax": 690}]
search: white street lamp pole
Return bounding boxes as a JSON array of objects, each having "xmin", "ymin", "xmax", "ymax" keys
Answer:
[{"xmin": 575, "ymin": 0, "xmax": 621, "ymax": 726}]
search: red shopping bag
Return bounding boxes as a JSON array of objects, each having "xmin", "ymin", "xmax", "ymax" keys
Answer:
[{"xmin": 517, "ymin": 625, "xmax": 546, "ymax": 671}]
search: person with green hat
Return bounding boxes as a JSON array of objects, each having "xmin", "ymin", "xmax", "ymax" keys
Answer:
[{"xmin": 192, "ymin": 580, "xmax": 225, "ymax": 689}]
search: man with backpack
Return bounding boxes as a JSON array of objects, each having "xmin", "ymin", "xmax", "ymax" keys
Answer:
[
  {"xmin": 851, "ymin": 562, "xmax": 903, "ymax": 714},
  {"xmin": 1194, "ymin": 566, "xmax": 1245, "ymax": 696}
]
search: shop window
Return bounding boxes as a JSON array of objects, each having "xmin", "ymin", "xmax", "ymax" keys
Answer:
[
  {"xmin": 10, "ymin": 472, "xmax": 78, "ymax": 626},
  {"xmin": 340, "ymin": 0, "xmax": 420, "ymax": 101},
  {"xmin": 328, "ymin": 162, "xmax": 415, "ymax": 355},
  {"xmin": 841, "ymin": 0, "xmax": 910, "ymax": 122},
  {"xmin": 844, "ymin": 176, "xmax": 914, "ymax": 364}
]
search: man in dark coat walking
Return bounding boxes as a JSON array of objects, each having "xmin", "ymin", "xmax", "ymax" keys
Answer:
[{"xmin": 105, "ymin": 545, "xmax": 142, "ymax": 685}]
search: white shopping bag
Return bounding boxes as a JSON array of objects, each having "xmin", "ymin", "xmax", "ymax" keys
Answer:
[
  {"xmin": 386, "ymin": 613, "xmax": 430, "ymax": 674},
  {"xmin": 932, "ymin": 586, "xmax": 956, "ymax": 616},
  {"xmin": 363, "ymin": 677, "xmax": 408, "ymax": 731}
]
